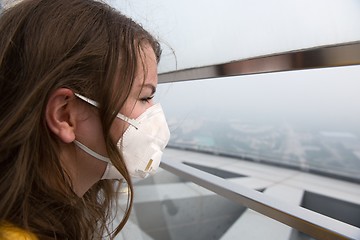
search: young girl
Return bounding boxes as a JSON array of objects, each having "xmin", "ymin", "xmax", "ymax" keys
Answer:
[{"xmin": 0, "ymin": 0, "xmax": 170, "ymax": 239}]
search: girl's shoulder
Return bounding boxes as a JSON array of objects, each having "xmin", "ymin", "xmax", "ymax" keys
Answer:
[{"xmin": 0, "ymin": 223, "xmax": 38, "ymax": 240}]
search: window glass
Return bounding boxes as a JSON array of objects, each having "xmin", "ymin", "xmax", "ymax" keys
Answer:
[
  {"xmin": 151, "ymin": 65, "xmax": 360, "ymax": 233},
  {"xmin": 156, "ymin": 65, "xmax": 360, "ymax": 183},
  {"xmin": 116, "ymin": 65, "xmax": 360, "ymax": 239}
]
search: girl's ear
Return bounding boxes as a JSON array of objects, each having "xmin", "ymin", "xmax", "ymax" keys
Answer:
[{"xmin": 45, "ymin": 88, "xmax": 77, "ymax": 143}]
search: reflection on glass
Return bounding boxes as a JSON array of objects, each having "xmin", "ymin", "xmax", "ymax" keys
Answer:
[{"xmin": 117, "ymin": 170, "xmax": 328, "ymax": 240}]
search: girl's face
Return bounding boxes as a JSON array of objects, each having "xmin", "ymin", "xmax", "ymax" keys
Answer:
[
  {"xmin": 111, "ymin": 45, "xmax": 158, "ymax": 143},
  {"xmin": 68, "ymin": 45, "xmax": 158, "ymax": 195}
]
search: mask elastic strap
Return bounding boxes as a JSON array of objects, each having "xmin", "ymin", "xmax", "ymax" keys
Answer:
[
  {"xmin": 74, "ymin": 93, "xmax": 99, "ymax": 107},
  {"xmin": 74, "ymin": 93, "xmax": 140, "ymax": 129},
  {"xmin": 116, "ymin": 112, "xmax": 139, "ymax": 129},
  {"xmin": 74, "ymin": 140, "xmax": 110, "ymax": 163}
]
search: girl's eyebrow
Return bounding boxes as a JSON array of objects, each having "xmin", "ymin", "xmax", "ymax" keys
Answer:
[{"xmin": 140, "ymin": 83, "xmax": 156, "ymax": 95}]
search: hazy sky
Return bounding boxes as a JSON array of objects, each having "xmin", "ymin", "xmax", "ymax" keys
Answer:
[{"xmin": 155, "ymin": 65, "xmax": 360, "ymax": 133}]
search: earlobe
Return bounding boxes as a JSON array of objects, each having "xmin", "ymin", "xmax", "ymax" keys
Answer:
[{"xmin": 46, "ymin": 88, "xmax": 76, "ymax": 143}]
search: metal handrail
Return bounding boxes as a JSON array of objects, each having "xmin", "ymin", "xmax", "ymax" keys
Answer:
[
  {"xmin": 160, "ymin": 158, "xmax": 360, "ymax": 240},
  {"xmin": 159, "ymin": 41, "xmax": 360, "ymax": 83}
]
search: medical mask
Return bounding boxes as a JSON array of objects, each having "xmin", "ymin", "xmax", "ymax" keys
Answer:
[{"xmin": 74, "ymin": 93, "xmax": 170, "ymax": 180}]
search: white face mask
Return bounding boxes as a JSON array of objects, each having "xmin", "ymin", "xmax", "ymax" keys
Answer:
[{"xmin": 73, "ymin": 93, "xmax": 170, "ymax": 180}]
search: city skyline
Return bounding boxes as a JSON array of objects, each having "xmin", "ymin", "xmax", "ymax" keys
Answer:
[{"xmin": 165, "ymin": 114, "xmax": 360, "ymax": 183}]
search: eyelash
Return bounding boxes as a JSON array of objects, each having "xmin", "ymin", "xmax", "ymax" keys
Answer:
[{"xmin": 140, "ymin": 95, "xmax": 154, "ymax": 103}]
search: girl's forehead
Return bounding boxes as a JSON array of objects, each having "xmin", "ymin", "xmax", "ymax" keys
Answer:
[{"xmin": 133, "ymin": 47, "xmax": 158, "ymax": 89}]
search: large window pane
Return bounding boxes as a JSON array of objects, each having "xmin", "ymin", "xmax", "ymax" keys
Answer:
[
  {"xmin": 156, "ymin": 65, "xmax": 360, "ymax": 183},
  {"xmin": 115, "ymin": 65, "xmax": 360, "ymax": 239}
]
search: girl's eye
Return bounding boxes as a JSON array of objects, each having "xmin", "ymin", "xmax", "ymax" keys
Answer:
[{"xmin": 140, "ymin": 95, "xmax": 154, "ymax": 103}]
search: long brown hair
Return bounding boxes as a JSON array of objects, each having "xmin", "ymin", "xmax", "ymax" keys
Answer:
[{"xmin": 0, "ymin": 0, "xmax": 161, "ymax": 239}]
